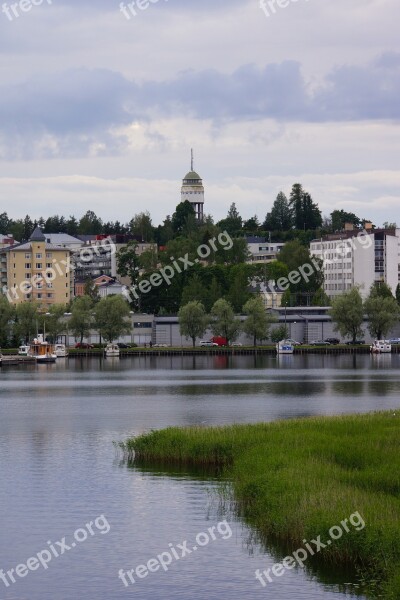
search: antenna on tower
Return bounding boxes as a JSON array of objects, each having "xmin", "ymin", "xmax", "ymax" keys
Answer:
[{"xmin": 191, "ymin": 148, "xmax": 194, "ymax": 172}]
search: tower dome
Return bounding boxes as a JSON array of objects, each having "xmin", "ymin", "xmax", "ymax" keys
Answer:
[{"xmin": 181, "ymin": 150, "xmax": 204, "ymax": 221}]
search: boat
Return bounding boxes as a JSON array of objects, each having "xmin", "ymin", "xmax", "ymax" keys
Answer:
[
  {"xmin": 54, "ymin": 344, "xmax": 69, "ymax": 358},
  {"xmin": 29, "ymin": 335, "xmax": 57, "ymax": 363},
  {"xmin": 105, "ymin": 343, "xmax": 120, "ymax": 358},
  {"xmin": 276, "ymin": 340, "xmax": 294, "ymax": 355},
  {"xmin": 18, "ymin": 345, "xmax": 30, "ymax": 356},
  {"xmin": 370, "ymin": 340, "xmax": 392, "ymax": 354}
]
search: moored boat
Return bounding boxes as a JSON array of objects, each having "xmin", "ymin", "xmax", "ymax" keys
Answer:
[
  {"xmin": 276, "ymin": 340, "xmax": 294, "ymax": 355},
  {"xmin": 18, "ymin": 345, "xmax": 30, "ymax": 356},
  {"xmin": 370, "ymin": 340, "xmax": 392, "ymax": 354},
  {"xmin": 105, "ymin": 343, "xmax": 120, "ymax": 358},
  {"xmin": 29, "ymin": 336, "xmax": 57, "ymax": 363},
  {"xmin": 54, "ymin": 344, "xmax": 68, "ymax": 358}
]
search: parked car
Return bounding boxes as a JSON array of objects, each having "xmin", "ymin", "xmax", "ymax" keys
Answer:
[
  {"xmin": 200, "ymin": 341, "xmax": 218, "ymax": 347},
  {"xmin": 309, "ymin": 340, "xmax": 331, "ymax": 346},
  {"xmin": 75, "ymin": 342, "xmax": 94, "ymax": 349},
  {"xmin": 389, "ymin": 338, "xmax": 400, "ymax": 345},
  {"xmin": 345, "ymin": 340, "xmax": 365, "ymax": 345},
  {"xmin": 153, "ymin": 344, "xmax": 169, "ymax": 348},
  {"xmin": 117, "ymin": 343, "xmax": 130, "ymax": 349},
  {"xmin": 285, "ymin": 339, "xmax": 302, "ymax": 346},
  {"xmin": 231, "ymin": 342, "xmax": 243, "ymax": 347},
  {"xmin": 324, "ymin": 338, "xmax": 340, "ymax": 345},
  {"xmin": 211, "ymin": 336, "xmax": 228, "ymax": 347}
]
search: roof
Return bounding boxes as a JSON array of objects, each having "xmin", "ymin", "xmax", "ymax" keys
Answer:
[
  {"xmin": 44, "ymin": 233, "xmax": 82, "ymax": 244},
  {"xmin": 183, "ymin": 171, "xmax": 202, "ymax": 180},
  {"xmin": 29, "ymin": 227, "xmax": 46, "ymax": 242},
  {"xmin": 6, "ymin": 242, "xmax": 71, "ymax": 252}
]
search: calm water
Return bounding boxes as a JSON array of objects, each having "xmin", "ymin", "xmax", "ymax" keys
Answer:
[{"xmin": 1, "ymin": 353, "xmax": 399, "ymax": 600}]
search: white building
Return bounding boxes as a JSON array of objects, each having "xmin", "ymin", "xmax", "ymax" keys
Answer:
[
  {"xmin": 246, "ymin": 236, "xmax": 285, "ymax": 264},
  {"xmin": 310, "ymin": 228, "xmax": 400, "ymax": 299}
]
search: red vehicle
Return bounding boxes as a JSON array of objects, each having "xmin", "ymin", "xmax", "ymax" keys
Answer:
[
  {"xmin": 211, "ymin": 336, "xmax": 228, "ymax": 347},
  {"xmin": 75, "ymin": 342, "xmax": 94, "ymax": 349}
]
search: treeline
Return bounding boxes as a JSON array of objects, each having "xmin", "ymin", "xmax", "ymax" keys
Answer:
[{"xmin": 0, "ymin": 182, "xmax": 381, "ymax": 244}]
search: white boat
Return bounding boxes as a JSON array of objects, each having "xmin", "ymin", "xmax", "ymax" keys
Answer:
[
  {"xmin": 276, "ymin": 340, "xmax": 294, "ymax": 355},
  {"xmin": 105, "ymin": 343, "xmax": 120, "ymax": 358},
  {"xmin": 18, "ymin": 345, "xmax": 30, "ymax": 356},
  {"xmin": 54, "ymin": 344, "xmax": 68, "ymax": 358},
  {"xmin": 29, "ymin": 335, "xmax": 57, "ymax": 363},
  {"xmin": 370, "ymin": 340, "xmax": 392, "ymax": 354}
]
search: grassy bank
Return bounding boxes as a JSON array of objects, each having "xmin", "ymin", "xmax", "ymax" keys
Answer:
[{"xmin": 123, "ymin": 412, "xmax": 400, "ymax": 598}]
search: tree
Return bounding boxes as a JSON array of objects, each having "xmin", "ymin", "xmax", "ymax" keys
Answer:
[
  {"xmin": 14, "ymin": 302, "xmax": 39, "ymax": 343},
  {"xmin": 331, "ymin": 210, "xmax": 361, "ymax": 232},
  {"xmin": 94, "ymin": 296, "xmax": 131, "ymax": 343},
  {"xmin": 227, "ymin": 266, "xmax": 252, "ymax": 312},
  {"xmin": 242, "ymin": 296, "xmax": 276, "ymax": 346},
  {"xmin": 312, "ymin": 287, "xmax": 331, "ymax": 306},
  {"xmin": 278, "ymin": 240, "xmax": 323, "ymax": 305},
  {"xmin": 0, "ymin": 295, "xmax": 14, "ymax": 346},
  {"xmin": 129, "ymin": 212, "xmax": 154, "ymax": 241},
  {"xmin": 171, "ymin": 201, "xmax": 196, "ymax": 236},
  {"xmin": 117, "ymin": 241, "xmax": 141, "ymax": 309},
  {"xmin": 329, "ymin": 288, "xmax": 364, "ymax": 343},
  {"xmin": 271, "ymin": 325, "xmax": 289, "ymax": 343},
  {"xmin": 364, "ymin": 284, "xmax": 399, "ymax": 340},
  {"xmin": 0, "ymin": 212, "xmax": 11, "ymax": 234},
  {"xmin": 78, "ymin": 210, "xmax": 103, "ymax": 235},
  {"xmin": 289, "ymin": 184, "xmax": 322, "ymax": 230},
  {"xmin": 264, "ymin": 192, "xmax": 292, "ymax": 231},
  {"xmin": 210, "ymin": 299, "xmax": 241, "ymax": 344},
  {"xmin": 45, "ymin": 304, "xmax": 67, "ymax": 342},
  {"xmin": 84, "ymin": 279, "xmax": 100, "ymax": 303},
  {"xmin": 396, "ymin": 284, "xmax": 400, "ymax": 306},
  {"xmin": 243, "ymin": 215, "xmax": 260, "ymax": 234},
  {"xmin": 181, "ymin": 274, "xmax": 208, "ymax": 307},
  {"xmin": 69, "ymin": 296, "xmax": 93, "ymax": 343},
  {"xmin": 178, "ymin": 301, "xmax": 208, "ymax": 347},
  {"xmin": 216, "ymin": 203, "xmax": 243, "ymax": 236}
]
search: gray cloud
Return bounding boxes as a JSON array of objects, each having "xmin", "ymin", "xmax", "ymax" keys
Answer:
[{"xmin": 0, "ymin": 53, "xmax": 399, "ymax": 159}]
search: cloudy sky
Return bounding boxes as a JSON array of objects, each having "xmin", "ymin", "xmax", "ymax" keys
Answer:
[{"xmin": 0, "ymin": 0, "xmax": 399, "ymax": 227}]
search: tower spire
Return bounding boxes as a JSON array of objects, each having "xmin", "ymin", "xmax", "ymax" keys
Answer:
[{"xmin": 191, "ymin": 148, "xmax": 194, "ymax": 172}]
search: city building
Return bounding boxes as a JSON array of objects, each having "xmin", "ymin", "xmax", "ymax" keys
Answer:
[
  {"xmin": 180, "ymin": 150, "xmax": 205, "ymax": 221},
  {"xmin": 3, "ymin": 227, "xmax": 73, "ymax": 309},
  {"xmin": 246, "ymin": 236, "xmax": 284, "ymax": 264},
  {"xmin": 310, "ymin": 227, "xmax": 400, "ymax": 299},
  {"xmin": 0, "ymin": 234, "xmax": 18, "ymax": 292},
  {"xmin": 43, "ymin": 233, "xmax": 84, "ymax": 252}
]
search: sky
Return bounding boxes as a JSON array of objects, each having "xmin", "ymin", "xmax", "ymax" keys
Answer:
[{"xmin": 0, "ymin": 0, "xmax": 399, "ymax": 227}]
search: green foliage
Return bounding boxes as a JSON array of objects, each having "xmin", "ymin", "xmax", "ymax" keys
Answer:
[
  {"xmin": 312, "ymin": 287, "xmax": 331, "ymax": 306},
  {"xmin": 264, "ymin": 192, "xmax": 292, "ymax": 231},
  {"xmin": 270, "ymin": 324, "xmax": 289, "ymax": 343},
  {"xmin": 0, "ymin": 295, "xmax": 14, "ymax": 346},
  {"xmin": 129, "ymin": 211, "xmax": 154, "ymax": 242},
  {"xmin": 210, "ymin": 299, "xmax": 241, "ymax": 343},
  {"xmin": 172, "ymin": 201, "xmax": 196, "ymax": 236},
  {"xmin": 329, "ymin": 287, "xmax": 364, "ymax": 343},
  {"xmin": 278, "ymin": 240, "xmax": 323, "ymax": 304},
  {"xmin": 45, "ymin": 304, "xmax": 67, "ymax": 342},
  {"xmin": 178, "ymin": 301, "xmax": 209, "ymax": 347},
  {"xmin": 289, "ymin": 184, "xmax": 322, "ymax": 230},
  {"xmin": 216, "ymin": 203, "xmax": 243, "ymax": 236},
  {"xmin": 364, "ymin": 284, "xmax": 399, "ymax": 340},
  {"xmin": 396, "ymin": 283, "xmax": 400, "ymax": 306},
  {"xmin": 14, "ymin": 301, "xmax": 39, "ymax": 343},
  {"xmin": 125, "ymin": 412, "xmax": 400, "ymax": 597},
  {"xmin": 69, "ymin": 296, "xmax": 93, "ymax": 343},
  {"xmin": 117, "ymin": 241, "xmax": 141, "ymax": 309},
  {"xmin": 227, "ymin": 265, "xmax": 252, "ymax": 312},
  {"xmin": 93, "ymin": 296, "xmax": 131, "ymax": 343},
  {"xmin": 180, "ymin": 274, "xmax": 209, "ymax": 308},
  {"xmin": 242, "ymin": 296, "xmax": 276, "ymax": 346},
  {"xmin": 83, "ymin": 279, "xmax": 100, "ymax": 303}
]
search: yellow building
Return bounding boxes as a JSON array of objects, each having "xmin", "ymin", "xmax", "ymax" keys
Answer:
[{"xmin": 5, "ymin": 227, "xmax": 73, "ymax": 309}]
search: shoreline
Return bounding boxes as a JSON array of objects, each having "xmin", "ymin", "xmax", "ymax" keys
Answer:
[{"xmin": 122, "ymin": 412, "xmax": 400, "ymax": 598}]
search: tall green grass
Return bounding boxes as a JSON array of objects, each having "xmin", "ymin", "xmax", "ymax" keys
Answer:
[{"xmin": 123, "ymin": 412, "xmax": 400, "ymax": 598}]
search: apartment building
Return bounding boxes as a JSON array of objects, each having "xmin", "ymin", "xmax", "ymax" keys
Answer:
[
  {"xmin": 246, "ymin": 236, "xmax": 285, "ymax": 264},
  {"xmin": 310, "ymin": 226, "xmax": 399, "ymax": 299},
  {"xmin": 4, "ymin": 227, "xmax": 73, "ymax": 309}
]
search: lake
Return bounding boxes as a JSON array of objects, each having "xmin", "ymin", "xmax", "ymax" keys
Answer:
[{"xmin": 1, "ymin": 353, "xmax": 399, "ymax": 600}]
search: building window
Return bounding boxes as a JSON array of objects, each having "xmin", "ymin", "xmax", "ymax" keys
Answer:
[
  {"xmin": 37, "ymin": 293, "xmax": 42, "ymax": 299},
  {"xmin": 47, "ymin": 293, "xmax": 53, "ymax": 299},
  {"xmin": 46, "ymin": 272, "xmax": 53, "ymax": 279},
  {"xmin": 25, "ymin": 263, "xmax": 31, "ymax": 269},
  {"xmin": 36, "ymin": 253, "xmax": 42, "ymax": 259},
  {"xmin": 46, "ymin": 253, "xmax": 52, "ymax": 259},
  {"xmin": 48, "ymin": 283, "xmax": 53, "ymax": 288},
  {"xmin": 25, "ymin": 253, "xmax": 30, "ymax": 259},
  {"xmin": 46, "ymin": 263, "xmax": 52, "ymax": 268},
  {"xmin": 25, "ymin": 273, "xmax": 30, "ymax": 279}
]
